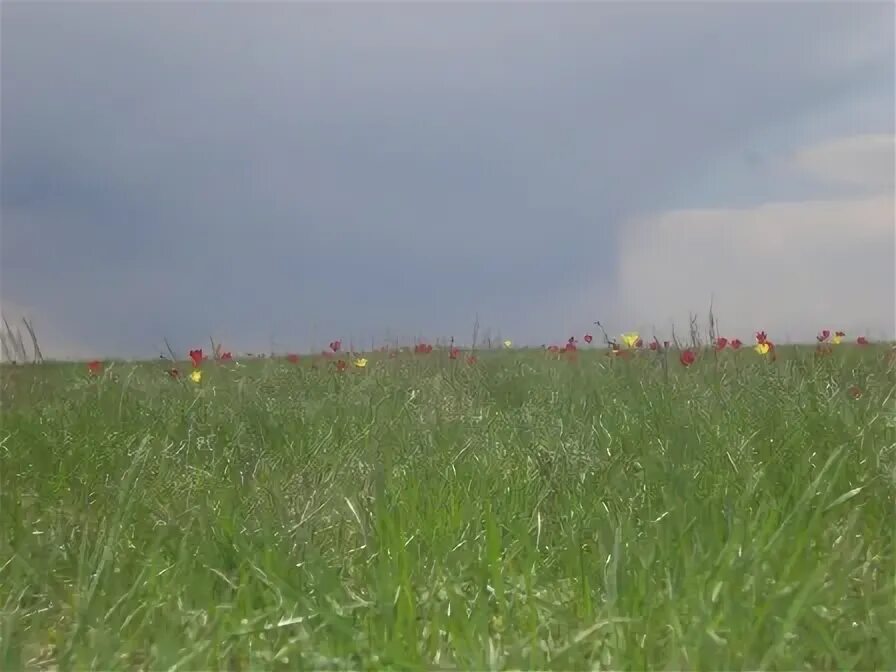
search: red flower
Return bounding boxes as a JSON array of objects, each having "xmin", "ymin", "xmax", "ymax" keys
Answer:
[
  {"xmin": 583, "ymin": 333, "xmax": 593, "ymax": 344},
  {"xmin": 449, "ymin": 347, "xmax": 460, "ymax": 360},
  {"xmin": 755, "ymin": 331, "xmax": 767, "ymax": 344},
  {"xmin": 856, "ymin": 336, "xmax": 869, "ymax": 346},
  {"xmin": 168, "ymin": 368, "xmax": 180, "ymax": 379},
  {"xmin": 565, "ymin": 337, "xmax": 577, "ymax": 352},
  {"xmin": 329, "ymin": 340, "xmax": 342, "ymax": 353},
  {"xmin": 335, "ymin": 359, "xmax": 347, "ymax": 372},
  {"xmin": 466, "ymin": 355, "xmax": 477, "ymax": 365},
  {"xmin": 189, "ymin": 349, "xmax": 204, "ymax": 367},
  {"xmin": 286, "ymin": 353, "xmax": 300, "ymax": 364},
  {"xmin": 649, "ymin": 340, "xmax": 659, "ymax": 351},
  {"xmin": 715, "ymin": 337, "xmax": 728, "ymax": 351},
  {"xmin": 679, "ymin": 349, "xmax": 696, "ymax": 367},
  {"xmin": 730, "ymin": 338, "xmax": 742, "ymax": 350},
  {"xmin": 817, "ymin": 330, "xmax": 830, "ymax": 342},
  {"xmin": 414, "ymin": 343, "xmax": 433, "ymax": 354},
  {"xmin": 87, "ymin": 360, "xmax": 103, "ymax": 375},
  {"xmin": 219, "ymin": 352, "xmax": 233, "ymax": 361}
]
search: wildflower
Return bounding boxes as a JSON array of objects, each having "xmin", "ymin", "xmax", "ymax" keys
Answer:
[
  {"xmin": 817, "ymin": 330, "xmax": 830, "ymax": 342},
  {"xmin": 730, "ymin": 339, "xmax": 742, "ymax": 350},
  {"xmin": 189, "ymin": 349, "xmax": 204, "ymax": 367},
  {"xmin": 189, "ymin": 369, "xmax": 202, "ymax": 383},
  {"xmin": 329, "ymin": 340, "xmax": 342, "ymax": 353},
  {"xmin": 286, "ymin": 353, "xmax": 300, "ymax": 364},
  {"xmin": 449, "ymin": 347, "xmax": 460, "ymax": 360},
  {"xmin": 353, "ymin": 357, "xmax": 368, "ymax": 368},
  {"xmin": 832, "ymin": 331, "xmax": 845, "ymax": 345},
  {"xmin": 503, "ymin": 340, "xmax": 512, "ymax": 349},
  {"xmin": 414, "ymin": 343, "xmax": 433, "ymax": 354},
  {"xmin": 335, "ymin": 359, "xmax": 348, "ymax": 372},
  {"xmin": 168, "ymin": 368, "xmax": 180, "ymax": 379},
  {"xmin": 715, "ymin": 337, "xmax": 728, "ymax": 351},
  {"xmin": 219, "ymin": 352, "xmax": 233, "ymax": 361},
  {"xmin": 621, "ymin": 332, "xmax": 640, "ymax": 349},
  {"xmin": 565, "ymin": 337, "xmax": 577, "ymax": 352},
  {"xmin": 679, "ymin": 349, "xmax": 696, "ymax": 367},
  {"xmin": 584, "ymin": 334, "xmax": 593, "ymax": 344},
  {"xmin": 648, "ymin": 339, "xmax": 659, "ymax": 351},
  {"xmin": 755, "ymin": 341, "xmax": 772, "ymax": 356},
  {"xmin": 755, "ymin": 331, "xmax": 768, "ymax": 344},
  {"xmin": 857, "ymin": 336, "xmax": 869, "ymax": 346},
  {"xmin": 87, "ymin": 360, "xmax": 103, "ymax": 375}
]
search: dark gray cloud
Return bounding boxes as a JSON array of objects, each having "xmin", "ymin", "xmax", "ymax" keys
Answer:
[{"xmin": 2, "ymin": 2, "xmax": 893, "ymax": 356}]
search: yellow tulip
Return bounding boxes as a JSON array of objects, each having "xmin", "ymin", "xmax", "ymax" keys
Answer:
[
  {"xmin": 755, "ymin": 342, "xmax": 771, "ymax": 355},
  {"xmin": 831, "ymin": 335, "xmax": 842, "ymax": 345},
  {"xmin": 189, "ymin": 369, "xmax": 202, "ymax": 383},
  {"xmin": 354, "ymin": 358, "xmax": 368, "ymax": 368},
  {"xmin": 503, "ymin": 340, "xmax": 513, "ymax": 349},
  {"xmin": 621, "ymin": 332, "xmax": 640, "ymax": 349}
]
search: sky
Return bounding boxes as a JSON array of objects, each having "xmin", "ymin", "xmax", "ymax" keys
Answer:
[{"xmin": 1, "ymin": 1, "xmax": 894, "ymax": 359}]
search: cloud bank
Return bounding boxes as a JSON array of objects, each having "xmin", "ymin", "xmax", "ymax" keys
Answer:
[{"xmin": 1, "ymin": 2, "xmax": 893, "ymax": 357}]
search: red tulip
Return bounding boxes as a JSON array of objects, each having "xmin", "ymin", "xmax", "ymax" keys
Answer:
[
  {"xmin": 857, "ymin": 336, "xmax": 869, "ymax": 346},
  {"xmin": 679, "ymin": 349, "xmax": 696, "ymax": 367},
  {"xmin": 583, "ymin": 333, "xmax": 593, "ymax": 344},
  {"xmin": 329, "ymin": 340, "xmax": 342, "ymax": 353},
  {"xmin": 87, "ymin": 360, "xmax": 103, "ymax": 375},
  {"xmin": 219, "ymin": 352, "xmax": 233, "ymax": 361},
  {"xmin": 286, "ymin": 353, "xmax": 300, "ymax": 364},
  {"xmin": 817, "ymin": 330, "xmax": 830, "ymax": 342},
  {"xmin": 730, "ymin": 339, "xmax": 742, "ymax": 350},
  {"xmin": 649, "ymin": 340, "xmax": 659, "ymax": 351},
  {"xmin": 449, "ymin": 347, "xmax": 460, "ymax": 360},
  {"xmin": 715, "ymin": 337, "xmax": 728, "ymax": 351},
  {"xmin": 755, "ymin": 331, "xmax": 767, "ymax": 344},
  {"xmin": 414, "ymin": 343, "xmax": 433, "ymax": 354},
  {"xmin": 189, "ymin": 349, "xmax": 204, "ymax": 367}
]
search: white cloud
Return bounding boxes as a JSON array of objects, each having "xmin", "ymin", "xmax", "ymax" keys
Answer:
[{"xmin": 614, "ymin": 135, "xmax": 895, "ymax": 343}]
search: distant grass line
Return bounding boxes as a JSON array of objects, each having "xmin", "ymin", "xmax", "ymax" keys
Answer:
[{"xmin": 1, "ymin": 347, "xmax": 894, "ymax": 669}]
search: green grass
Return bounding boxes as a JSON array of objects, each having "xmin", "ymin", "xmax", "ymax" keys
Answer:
[{"xmin": 2, "ymin": 346, "xmax": 894, "ymax": 669}]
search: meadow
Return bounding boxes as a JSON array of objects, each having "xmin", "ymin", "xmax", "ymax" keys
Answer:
[{"xmin": 1, "ymin": 337, "xmax": 894, "ymax": 669}]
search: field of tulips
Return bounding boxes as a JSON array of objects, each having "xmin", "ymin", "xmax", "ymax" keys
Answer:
[{"xmin": 1, "ymin": 329, "xmax": 894, "ymax": 669}]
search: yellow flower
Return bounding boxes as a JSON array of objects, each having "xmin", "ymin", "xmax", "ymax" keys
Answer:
[
  {"xmin": 621, "ymin": 332, "xmax": 640, "ymax": 349},
  {"xmin": 503, "ymin": 340, "xmax": 513, "ymax": 349},
  {"xmin": 755, "ymin": 342, "xmax": 771, "ymax": 355},
  {"xmin": 354, "ymin": 357, "xmax": 368, "ymax": 368},
  {"xmin": 189, "ymin": 369, "xmax": 202, "ymax": 383},
  {"xmin": 831, "ymin": 335, "xmax": 842, "ymax": 345}
]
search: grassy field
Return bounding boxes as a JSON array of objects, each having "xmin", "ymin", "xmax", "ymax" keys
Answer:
[{"xmin": 2, "ymin": 344, "xmax": 894, "ymax": 669}]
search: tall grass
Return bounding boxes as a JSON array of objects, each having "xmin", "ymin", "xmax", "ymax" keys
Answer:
[{"xmin": 1, "ymin": 346, "xmax": 894, "ymax": 669}]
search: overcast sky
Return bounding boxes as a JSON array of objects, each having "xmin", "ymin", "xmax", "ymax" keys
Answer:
[{"xmin": 2, "ymin": 2, "xmax": 894, "ymax": 359}]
